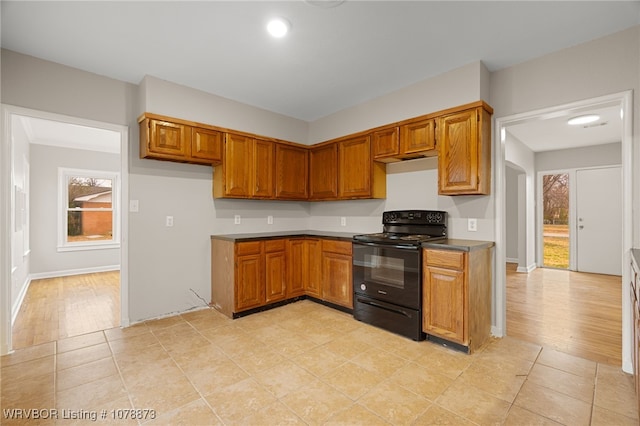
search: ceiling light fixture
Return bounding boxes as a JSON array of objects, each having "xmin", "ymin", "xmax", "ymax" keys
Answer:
[
  {"xmin": 304, "ymin": 0, "xmax": 346, "ymax": 8},
  {"xmin": 567, "ymin": 114, "xmax": 600, "ymax": 126},
  {"xmin": 267, "ymin": 17, "xmax": 290, "ymax": 38}
]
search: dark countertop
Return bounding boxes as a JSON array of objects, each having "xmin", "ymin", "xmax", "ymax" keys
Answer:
[
  {"xmin": 422, "ymin": 239, "xmax": 495, "ymax": 252},
  {"xmin": 211, "ymin": 232, "xmax": 494, "ymax": 252},
  {"xmin": 211, "ymin": 230, "xmax": 357, "ymax": 242}
]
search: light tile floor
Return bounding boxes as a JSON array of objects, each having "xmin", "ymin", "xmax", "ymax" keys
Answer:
[{"xmin": 1, "ymin": 300, "xmax": 638, "ymax": 425}]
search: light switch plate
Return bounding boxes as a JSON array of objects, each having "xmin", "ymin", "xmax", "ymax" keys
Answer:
[
  {"xmin": 129, "ymin": 200, "xmax": 139, "ymax": 212},
  {"xmin": 340, "ymin": 217, "xmax": 347, "ymax": 227},
  {"xmin": 267, "ymin": 215, "xmax": 273, "ymax": 225}
]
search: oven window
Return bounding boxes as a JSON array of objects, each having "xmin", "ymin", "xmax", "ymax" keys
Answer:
[{"xmin": 364, "ymin": 254, "xmax": 404, "ymax": 289}]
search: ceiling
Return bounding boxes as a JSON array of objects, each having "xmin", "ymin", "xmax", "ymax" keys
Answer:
[
  {"xmin": 2, "ymin": 1, "xmax": 637, "ymax": 151},
  {"xmin": 16, "ymin": 115, "xmax": 121, "ymax": 154},
  {"xmin": 507, "ymin": 103, "xmax": 623, "ymax": 153}
]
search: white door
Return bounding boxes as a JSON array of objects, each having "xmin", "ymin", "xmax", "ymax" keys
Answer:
[{"xmin": 576, "ymin": 167, "xmax": 622, "ymax": 275}]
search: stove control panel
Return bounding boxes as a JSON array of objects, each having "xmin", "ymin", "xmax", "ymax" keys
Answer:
[{"xmin": 383, "ymin": 210, "xmax": 447, "ymax": 226}]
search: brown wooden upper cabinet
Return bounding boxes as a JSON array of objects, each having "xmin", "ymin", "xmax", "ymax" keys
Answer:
[
  {"xmin": 373, "ymin": 118, "xmax": 436, "ymax": 162},
  {"xmin": 338, "ymin": 135, "xmax": 386, "ymax": 199},
  {"xmin": 213, "ymin": 133, "xmax": 274, "ymax": 199},
  {"xmin": 275, "ymin": 144, "xmax": 309, "ymax": 200},
  {"xmin": 309, "ymin": 143, "xmax": 338, "ymax": 200},
  {"xmin": 437, "ymin": 105, "xmax": 492, "ymax": 195},
  {"xmin": 310, "ymin": 136, "xmax": 385, "ymax": 200},
  {"xmin": 139, "ymin": 115, "xmax": 222, "ymax": 165}
]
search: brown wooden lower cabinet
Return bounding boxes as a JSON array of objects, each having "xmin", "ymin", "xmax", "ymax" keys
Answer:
[
  {"xmin": 211, "ymin": 236, "xmax": 352, "ymax": 318},
  {"xmin": 321, "ymin": 240, "xmax": 353, "ymax": 309},
  {"xmin": 264, "ymin": 239, "xmax": 287, "ymax": 303},
  {"xmin": 422, "ymin": 246, "xmax": 492, "ymax": 353},
  {"xmin": 287, "ymin": 238, "xmax": 322, "ymax": 298}
]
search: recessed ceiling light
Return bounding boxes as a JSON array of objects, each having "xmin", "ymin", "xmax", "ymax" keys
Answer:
[
  {"xmin": 567, "ymin": 114, "xmax": 600, "ymax": 125},
  {"xmin": 304, "ymin": 0, "xmax": 346, "ymax": 8},
  {"xmin": 267, "ymin": 18, "xmax": 290, "ymax": 38}
]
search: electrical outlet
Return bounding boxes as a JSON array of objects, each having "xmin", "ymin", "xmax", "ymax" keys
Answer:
[
  {"xmin": 234, "ymin": 215, "xmax": 241, "ymax": 225},
  {"xmin": 129, "ymin": 200, "xmax": 139, "ymax": 212},
  {"xmin": 468, "ymin": 218, "xmax": 477, "ymax": 232},
  {"xmin": 340, "ymin": 217, "xmax": 347, "ymax": 227},
  {"xmin": 166, "ymin": 216, "xmax": 174, "ymax": 227},
  {"xmin": 267, "ymin": 215, "xmax": 273, "ymax": 225}
]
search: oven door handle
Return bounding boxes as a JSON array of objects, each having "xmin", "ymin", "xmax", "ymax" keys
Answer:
[
  {"xmin": 356, "ymin": 297, "xmax": 413, "ymax": 318},
  {"xmin": 352, "ymin": 242, "xmax": 420, "ymax": 250}
]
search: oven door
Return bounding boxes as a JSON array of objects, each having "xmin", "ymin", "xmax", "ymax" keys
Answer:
[{"xmin": 352, "ymin": 242, "xmax": 422, "ymax": 309}]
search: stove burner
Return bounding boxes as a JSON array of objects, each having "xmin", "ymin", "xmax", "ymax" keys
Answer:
[{"xmin": 352, "ymin": 210, "xmax": 448, "ymax": 246}]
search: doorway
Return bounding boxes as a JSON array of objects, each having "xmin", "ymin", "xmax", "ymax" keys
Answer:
[
  {"xmin": 541, "ymin": 172, "xmax": 570, "ymax": 269},
  {"xmin": 0, "ymin": 105, "xmax": 130, "ymax": 354},
  {"xmin": 494, "ymin": 91, "xmax": 632, "ymax": 371}
]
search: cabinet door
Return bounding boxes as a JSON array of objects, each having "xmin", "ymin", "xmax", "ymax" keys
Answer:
[
  {"xmin": 423, "ymin": 266, "xmax": 465, "ymax": 344},
  {"xmin": 372, "ymin": 127, "xmax": 399, "ymax": 160},
  {"xmin": 191, "ymin": 127, "xmax": 222, "ymax": 164},
  {"xmin": 438, "ymin": 109, "xmax": 483, "ymax": 195},
  {"xmin": 265, "ymin": 250, "xmax": 287, "ymax": 303},
  {"xmin": 338, "ymin": 136, "xmax": 371, "ymax": 199},
  {"xmin": 276, "ymin": 145, "xmax": 309, "ymax": 199},
  {"xmin": 400, "ymin": 118, "xmax": 435, "ymax": 155},
  {"xmin": 309, "ymin": 144, "xmax": 338, "ymax": 200},
  {"xmin": 287, "ymin": 239, "xmax": 306, "ymax": 298},
  {"xmin": 305, "ymin": 239, "xmax": 322, "ymax": 298},
  {"xmin": 148, "ymin": 119, "xmax": 190, "ymax": 158},
  {"xmin": 235, "ymin": 253, "xmax": 264, "ymax": 311},
  {"xmin": 224, "ymin": 133, "xmax": 253, "ymax": 197},
  {"xmin": 253, "ymin": 139, "xmax": 275, "ymax": 198},
  {"xmin": 322, "ymin": 252, "xmax": 353, "ymax": 308}
]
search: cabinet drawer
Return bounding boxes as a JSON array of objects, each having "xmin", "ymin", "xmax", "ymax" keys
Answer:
[
  {"xmin": 265, "ymin": 239, "xmax": 286, "ymax": 253},
  {"xmin": 425, "ymin": 249, "xmax": 465, "ymax": 270},
  {"xmin": 322, "ymin": 239, "xmax": 352, "ymax": 255},
  {"xmin": 236, "ymin": 241, "xmax": 262, "ymax": 256}
]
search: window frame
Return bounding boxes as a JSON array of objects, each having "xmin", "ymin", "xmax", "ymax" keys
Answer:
[{"xmin": 57, "ymin": 167, "xmax": 120, "ymax": 252}]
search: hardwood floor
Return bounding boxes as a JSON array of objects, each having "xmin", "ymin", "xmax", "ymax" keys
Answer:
[
  {"xmin": 11, "ymin": 271, "xmax": 120, "ymax": 350},
  {"xmin": 11, "ymin": 266, "xmax": 623, "ymax": 368},
  {"xmin": 506, "ymin": 263, "xmax": 622, "ymax": 366}
]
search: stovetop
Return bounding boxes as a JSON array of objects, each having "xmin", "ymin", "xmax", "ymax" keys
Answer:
[
  {"xmin": 353, "ymin": 232, "xmax": 446, "ymax": 246},
  {"xmin": 353, "ymin": 210, "xmax": 448, "ymax": 246}
]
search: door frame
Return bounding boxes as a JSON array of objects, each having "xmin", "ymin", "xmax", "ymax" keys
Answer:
[
  {"xmin": 494, "ymin": 90, "xmax": 633, "ymax": 373},
  {"xmin": 0, "ymin": 104, "xmax": 130, "ymax": 355}
]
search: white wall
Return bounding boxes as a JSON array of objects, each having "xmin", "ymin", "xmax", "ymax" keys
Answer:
[
  {"xmin": 29, "ymin": 144, "xmax": 120, "ymax": 275},
  {"xmin": 536, "ymin": 142, "xmax": 622, "ymax": 172},
  {"xmin": 490, "ymin": 26, "xmax": 639, "ymax": 248},
  {"xmin": 10, "ymin": 116, "xmax": 30, "ymax": 321},
  {"xmin": 505, "ymin": 165, "xmax": 520, "ymax": 261},
  {"xmin": 308, "ymin": 61, "xmax": 489, "ymax": 143},
  {"xmin": 505, "ymin": 134, "xmax": 536, "ymax": 271},
  {"xmin": 308, "ymin": 61, "xmax": 495, "ymax": 241},
  {"xmin": 2, "ymin": 24, "xmax": 640, "ymax": 328}
]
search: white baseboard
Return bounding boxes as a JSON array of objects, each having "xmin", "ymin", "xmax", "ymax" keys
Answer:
[
  {"xmin": 30, "ymin": 265, "xmax": 120, "ymax": 280},
  {"xmin": 506, "ymin": 258, "xmax": 519, "ymax": 264},
  {"xmin": 516, "ymin": 263, "xmax": 537, "ymax": 273},
  {"xmin": 11, "ymin": 276, "xmax": 31, "ymax": 326}
]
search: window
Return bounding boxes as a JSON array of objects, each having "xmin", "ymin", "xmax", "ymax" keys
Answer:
[
  {"xmin": 542, "ymin": 173, "xmax": 569, "ymax": 269},
  {"xmin": 58, "ymin": 168, "xmax": 120, "ymax": 251}
]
